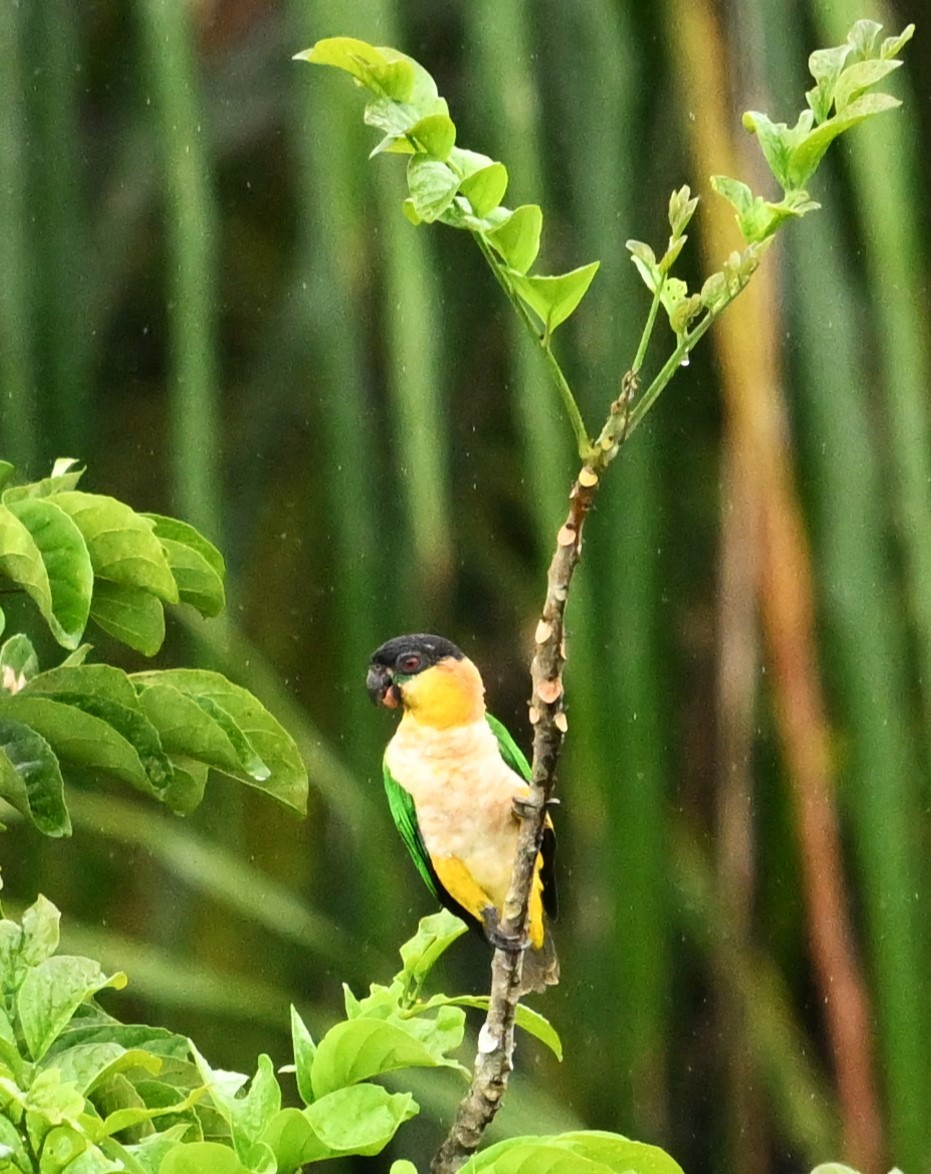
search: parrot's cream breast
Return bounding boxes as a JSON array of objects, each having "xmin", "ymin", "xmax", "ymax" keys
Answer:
[{"xmin": 385, "ymin": 715, "xmax": 528, "ymax": 912}]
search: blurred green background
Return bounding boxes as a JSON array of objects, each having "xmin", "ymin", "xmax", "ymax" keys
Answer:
[{"xmin": 2, "ymin": 1, "xmax": 930, "ymax": 1172}]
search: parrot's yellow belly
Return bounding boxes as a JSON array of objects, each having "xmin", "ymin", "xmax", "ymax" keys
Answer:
[{"xmin": 385, "ymin": 716, "xmax": 527, "ymax": 913}]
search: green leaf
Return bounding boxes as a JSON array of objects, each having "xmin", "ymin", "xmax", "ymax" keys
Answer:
[
  {"xmin": 50, "ymin": 492, "xmax": 179, "ymax": 604},
  {"xmin": 0, "ymin": 694, "xmax": 155, "ymax": 794},
  {"xmin": 295, "ymin": 38, "xmax": 415, "ymax": 103},
  {"xmin": 290, "ymin": 1005, "xmax": 316, "ymax": 1106},
  {"xmin": 507, "ymin": 262, "xmax": 600, "ymax": 334},
  {"xmin": 3, "ymin": 497, "xmax": 93, "ymax": 648},
  {"xmin": 304, "ymin": 1084, "xmax": 417, "ymax": 1156},
  {"xmin": 741, "ymin": 110, "xmax": 812, "ymax": 190},
  {"xmin": 0, "ymin": 633, "xmax": 38, "ymax": 688},
  {"xmin": 396, "ymin": 910, "xmax": 468, "ymax": 996},
  {"xmin": 159, "ymin": 1142, "xmax": 253, "ymax": 1174},
  {"xmin": 0, "ymin": 462, "xmax": 13, "ymax": 492},
  {"xmin": 20, "ymin": 894, "xmax": 61, "ymax": 965},
  {"xmin": 17, "ymin": 955, "xmax": 127, "ymax": 1062},
  {"xmin": 784, "ymin": 93, "xmax": 902, "ymax": 188},
  {"xmin": 2, "ymin": 462, "xmax": 84, "ymax": 502},
  {"xmin": 810, "ymin": 1163, "xmax": 861, "ymax": 1174},
  {"xmin": 459, "ymin": 162, "xmax": 508, "ymax": 218},
  {"xmin": 311, "ymin": 1010, "xmax": 465, "ymax": 1098},
  {"xmin": 90, "ymin": 580, "xmax": 166, "ymax": 656},
  {"xmin": 53, "ymin": 1042, "xmax": 163, "ymax": 1096},
  {"xmin": 832, "ymin": 58, "xmax": 901, "ymax": 114},
  {"xmin": 133, "ymin": 682, "xmax": 252, "ymax": 781},
  {"xmin": 391, "ymin": 1162, "xmax": 419, "ymax": 1174},
  {"xmin": 20, "ymin": 681, "xmax": 174, "ymax": 796},
  {"xmin": 459, "ymin": 1130, "xmax": 686, "ymax": 1173},
  {"xmin": 407, "ymin": 156, "xmax": 460, "ymax": 223},
  {"xmin": 0, "ymin": 717, "xmax": 69, "ymax": 836},
  {"xmin": 487, "ymin": 205, "xmax": 542, "ymax": 274},
  {"xmin": 130, "ymin": 669, "xmax": 307, "ymax": 813},
  {"xmin": 667, "ymin": 185, "xmax": 698, "ymax": 238},
  {"xmin": 409, "ymin": 113, "xmax": 456, "ymax": 160},
  {"xmin": 626, "ymin": 241, "xmax": 659, "ymax": 292},
  {"xmin": 141, "ymin": 514, "xmax": 225, "ymax": 617}
]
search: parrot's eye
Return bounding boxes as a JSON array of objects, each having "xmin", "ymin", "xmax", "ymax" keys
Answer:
[{"xmin": 398, "ymin": 654, "xmax": 422, "ymax": 674}]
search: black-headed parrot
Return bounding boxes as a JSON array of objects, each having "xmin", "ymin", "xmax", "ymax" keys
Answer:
[{"xmin": 366, "ymin": 633, "xmax": 558, "ymax": 995}]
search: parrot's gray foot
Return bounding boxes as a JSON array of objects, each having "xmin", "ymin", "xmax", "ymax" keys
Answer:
[
  {"xmin": 482, "ymin": 906, "xmax": 529, "ymax": 954},
  {"xmin": 512, "ymin": 794, "xmax": 560, "ymax": 821}
]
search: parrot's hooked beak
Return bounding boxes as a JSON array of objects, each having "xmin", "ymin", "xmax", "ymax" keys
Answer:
[{"xmin": 366, "ymin": 664, "xmax": 401, "ymax": 709}]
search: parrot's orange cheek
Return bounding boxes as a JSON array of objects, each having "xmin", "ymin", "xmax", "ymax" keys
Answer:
[{"xmin": 382, "ymin": 685, "xmax": 401, "ymax": 709}]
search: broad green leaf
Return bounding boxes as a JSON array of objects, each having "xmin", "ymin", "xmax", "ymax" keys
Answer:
[
  {"xmin": 190, "ymin": 1047, "xmax": 279, "ymax": 1172},
  {"xmin": 364, "ymin": 95, "xmax": 419, "ymax": 148},
  {"xmin": 880, "ymin": 25, "xmax": 914, "ymax": 60},
  {"xmin": 141, "ymin": 513, "xmax": 225, "ymax": 616},
  {"xmin": 806, "ymin": 44, "xmax": 856, "ymax": 122},
  {"xmin": 0, "ymin": 717, "xmax": 69, "ymax": 836},
  {"xmin": 2, "ymin": 463, "xmax": 84, "ymax": 502},
  {"xmin": 20, "ymin": 895, "xmax": 61, "ymax": 966},
  {"xmin": 50, "ymin": 492, "xmax": 179, "ymax": 604},
  {"xmin": 810, "ymin": 1163, "xmax": 861, "ymax": 1174},
  {"xmin": 290, "ymin": 1005, "xmax": 316, "ymax": 1106},
  {"xmin": 304, "ymin": 1084, "xmax": 417, "ymax": 1155},
  {"xmin": 0, "ymin": 501, "xmax": 54, "ymax": 626},
  {"xmin": 407, "ymin": 156, "xmax": 460, "ymax": 223},
  {"xmin": 130, "ymin": 670, "xmax": 307, "ymax": 813},
  {"xmin": 0, "ymin": 1113, "xmax": 29, "ymax": 1168},
  {"xmin": 507, "ymin": 262, "xmax": 600, "ymax": 334},
  {"xmin": 23, "ymin": 689, "xmax": 173, "ymax": 795},
  {"xmin": 134, "ymin": 683, "xmax": 249, "ymax": 779},
  {"xmin": 26, "ymin": 664, "xmax": 138, "ymax": 708},
  {"xmin": 626, "ymin": 241, "xmax": 659, "ymax": 291},
  {"xmin": 409, "ymin": 112, "xmax": 456, "ymax": 160},
  {"xmin": 159, "ymin": 1141, "xmax": 253, "ymax": 1174},
  {"xmin": 311, "ymin": 1009, "xmax": 465, "ymax": 1098},
  {"xmin": 459, "ymin": 1130, "xmax": 685, "ymax": 1173},
  {"xmin": 0, "ymin": 695, "xmax": 155, "ymax": 794},
  {"xmin": 260, "ymin": 1106, "xmax": 332, "ymax": 1167},
  {"xmin": 192, "ymin": 695, "xmax": 270, "ymax": 782},
  {"xmin": 52, "ymin": 1042, "xmax": 162, "ymax": 1095},
  {"xmin": 487, "ymin": 205, "xmax": 542, "ymax": 274},
  {"xmin": 18, "ymin": 955, "xmax": 127, "ymax": 1062},
  {"xmin": 89, "ymin": 580, "xmax": 166, "ymax": 656},
  {"xmin": 295, "ymin": 38, "xmax": 415, "ymax": 103},
  {"xmin": 0, "ymin": 633, "xmax": 38, "ymax": 686},
  {"xmin": 459, "ymin": 162, "xmax": 508, "ymax": 217},
  {"xmin": 391, "ymin": 1163, "xmax": 419, "ymax": 1174},
  {"xmin": 5, "ymin": 497, "xmax": 93, "ymax": 648}
]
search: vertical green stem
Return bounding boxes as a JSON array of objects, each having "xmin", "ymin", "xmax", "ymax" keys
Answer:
[
  {"xmin": 136, "ymin": 0, "xmax": 221, "ymax": 542},
  {"xmin": 0, "ymin": 2, "xmax": 37, "ymax": 469},
  {"xmin": 31, "ymin": 0, "xmax": 90, "ymax": 457}
]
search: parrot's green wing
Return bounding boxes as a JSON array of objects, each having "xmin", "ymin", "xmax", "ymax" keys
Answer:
[
  {"xmin": 486, "ymin": 712, "xmax": 531, "ymax": 781},
  {"xmin": 382, "ymin": 760, "xmax": 439, "ymax": 898},
  {"xmin": 486, "ymin": 711, "xmax": 558, "ymax": 922},
  {"xmin": 382, "ymin": 758, "xmax": 478, "ymax": 927}
]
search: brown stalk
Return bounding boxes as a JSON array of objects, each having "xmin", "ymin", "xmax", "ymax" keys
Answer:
[
  {"xmin": 667, "ymin": 0, "xmax": 884, "ymax": 1168},
  {"xmin": 431, "ymin": 460, "xmax": 603, "ymax": 1173}
]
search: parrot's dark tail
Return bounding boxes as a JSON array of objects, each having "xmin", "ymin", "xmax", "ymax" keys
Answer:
[{"xmin": 519, "ymin": 930, "xmax": 559, "ymax": 996}]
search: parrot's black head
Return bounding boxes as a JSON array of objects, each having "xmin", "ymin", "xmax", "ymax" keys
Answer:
[{"xmin": 366, "ymin": 633, "xmax": 467, "ymax": 711}]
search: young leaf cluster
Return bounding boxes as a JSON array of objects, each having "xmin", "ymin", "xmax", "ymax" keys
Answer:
[
  {"xmin": 0, "ymin": 460, "xmax": 224, "ymax": 658},
  {"xmin": 715, "ymin": 20, "xmax": 914, "ymax": 243},
  {"xmin": 0, "ymin": 460, "xmax": 307, "ymax": 837},
  {"xmin": 614, "ymin": 19, "xmax": 912, "ymax": 452},
  {"xmin": 295, "ymin": 37, "xmax": 599, "ymax": 458}
]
